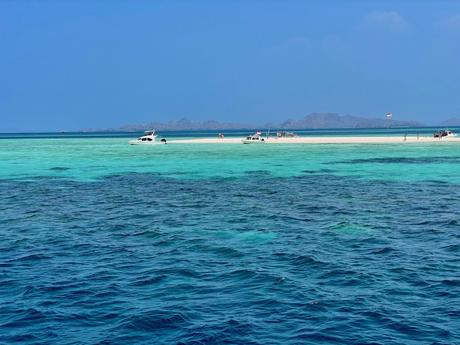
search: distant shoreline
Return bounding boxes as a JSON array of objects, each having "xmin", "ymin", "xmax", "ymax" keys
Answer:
[{"xmin": 1, "ymin": 125, "xmax": 459, "ymax": 136}]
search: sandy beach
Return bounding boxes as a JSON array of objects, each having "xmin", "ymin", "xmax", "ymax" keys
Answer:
[{"xmin": 168, "ymin": 136, "xmax": 460, "ymax": 144}]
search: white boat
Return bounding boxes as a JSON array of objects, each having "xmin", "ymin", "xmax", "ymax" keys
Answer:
[
  {"xmin": 129, "ymin": 130, "xmax": 166, "ymax": 145},
  {"xmin": 242, "ymin": 131, "xmax": 266, "ymax": 144}
]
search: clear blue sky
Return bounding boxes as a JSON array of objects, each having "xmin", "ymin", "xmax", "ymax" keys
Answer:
[{"xmin": 1, "ymin": 0, "xmax": 460, "ymax": 131}]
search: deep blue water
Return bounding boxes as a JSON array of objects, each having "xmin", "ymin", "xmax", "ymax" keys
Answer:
[{"xmin": 1, "ymin": 171, "xmax": 459, "ymax": 344}]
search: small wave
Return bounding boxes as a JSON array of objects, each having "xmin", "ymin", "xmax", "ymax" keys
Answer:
[
  {"xmin": 274, "ymin": 252, "xmax": 326, "ymax": 268},
  {"xmin": 120, "ymin": 311, "xmax": 189, "ymax": 331},
  {"xmin": 129, "ymin": 230, "xmax": 161, "ymax": 238},
  {"xmin": 290, "ymin": 331, "xmax": 343, "ymax": 343},
  {"xmin": 0, "ymin": 334, "xmax": 41, "ymax": 343},
  {"xmin": 442, "ymin": 243, "xmax": 460, "ymax": 252},
  {"xmin": 178, "ymin": 319, "xmax": 256, "ymax": 344},
  {"xmin": 369, "ymin": 247, "xmax": 396, "ymax": 255},
  {"xmin": 331, "ymin": 221, "xmax": 370, "ymax": 235},
  {"xmin": 447, "ymin": 219, "xmax": 459, "ymax": 226},
  {"xmin": 129, "ymin": 275, "xmax": 167, "ymax": 287},
  {"xmin": 245, "ymin": 170, "xmax": 271, "ymax": 175},
  {"xmin": 0, "ymin": 308, "xmax": 47, "ymax": 328},
  {"xmin": 194, "ymin": 245, "xmax": 244, "ymax": 258},
  {"xmin": 441, "ymin": 279, "xmax": 460, "ymax": 287},
  {"xmin": 215, "ymin": 230, "xmax": 277, "ymax": 243},
  {"xmin": 49, "ymin": 167, "xmax": 70, "ymax": 171},
  {"xmin": 318, "ymin": 268, "xmax": 359, "ymax": 280},
  {"xmin": 8, "ymin": 253, "xmax": 50, "ymax": 262},
  {"xmin": 302, "ymin": 168, "xmax": 335, "ymax": 174},
  {"xmin": 156, "ymin": 267, "xmax": 201, "ymax": 279}
]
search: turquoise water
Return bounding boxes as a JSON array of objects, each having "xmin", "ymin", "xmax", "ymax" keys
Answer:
[
  {"xmin": 0, "ymin": 135, "xmax": 459, "ymax": 344},
  {"xmin": 1, "ymin": 137, "xmax": 460, "ymax": 183}
]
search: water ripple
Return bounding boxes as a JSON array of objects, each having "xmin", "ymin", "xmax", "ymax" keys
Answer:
[{"xmin": 0, "ymin": 173, "xmax": 459, "ymax": 344}]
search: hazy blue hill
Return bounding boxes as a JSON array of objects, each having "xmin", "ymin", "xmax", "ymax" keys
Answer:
[
  {"xmin": 88, "ymin": 113, "xmax": 424, "ymax": 132},
  {"xmin": 114, "ymin": 118, "xmax": 255, "ymax": 132},
  {"xmin": 275, "ymin": 113, "xmax": 422, "ymax": 129}
]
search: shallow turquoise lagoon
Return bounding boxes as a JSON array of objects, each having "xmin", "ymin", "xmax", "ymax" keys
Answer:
[{"xmin": 1, "ymin": 138, "xmax": 460, "ymax": 183}]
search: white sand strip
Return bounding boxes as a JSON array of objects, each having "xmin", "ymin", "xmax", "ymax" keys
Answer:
[{"xmin": 167, "ymin": 136, "xmax": 460, "ymax": 144}]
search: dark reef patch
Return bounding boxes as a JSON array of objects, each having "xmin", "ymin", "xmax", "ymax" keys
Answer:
[
  {"xmin": 336, "ymin": 156, "xmax": 460, "ymax": 165},
  {"xmin": 49, "ymin": 167, "xmax": 70, "ymax": 171}
]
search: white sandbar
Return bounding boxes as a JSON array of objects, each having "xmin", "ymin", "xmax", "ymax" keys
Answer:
[{"xmin": 167, "ymin": 136, "xmax": 460, "ymax": 144}]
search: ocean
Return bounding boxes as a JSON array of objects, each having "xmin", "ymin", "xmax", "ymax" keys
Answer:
[{"xmin": 0, "ymin": 130, "xmax": 459, "ymax": 344}]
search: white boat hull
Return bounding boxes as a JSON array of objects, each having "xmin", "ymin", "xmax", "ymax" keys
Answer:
[
  {"xmin": 242, "ymin": 139, "xmax": 266, "ymax": 144},
  {"xmin": 128, "ymin": 140, "xmax": 164, "ymax": 145}
]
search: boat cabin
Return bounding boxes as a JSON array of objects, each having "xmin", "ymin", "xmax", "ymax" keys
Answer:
[
  {"xmin": 245, "ymin": 136, "xmax": 265, "ymax": 141},
  {"xmin": 140, "ymin": 137, "xmax": 154, "ymax": 142}
]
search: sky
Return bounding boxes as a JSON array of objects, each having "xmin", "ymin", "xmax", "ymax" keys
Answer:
[{"xmin": 1, "ymin": 0, "xmax": 460, "ymax": 132}]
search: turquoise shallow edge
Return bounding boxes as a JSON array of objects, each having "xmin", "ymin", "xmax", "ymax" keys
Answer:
[{"xmin": 1, "ymin": 137, "xmax": 460, "ymax": 183}]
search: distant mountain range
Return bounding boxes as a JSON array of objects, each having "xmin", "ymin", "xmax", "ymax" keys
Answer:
[
  {"xmin": 84, "ymin": 112, "xmax": 426, "ymax": 132},
  {"xmin": 268, "ymin": 113, "xmax": 422, "ymax": 129},
  {"xmin": 115, "ymin": 118, "xmax": 255, "ymax": 131}
]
